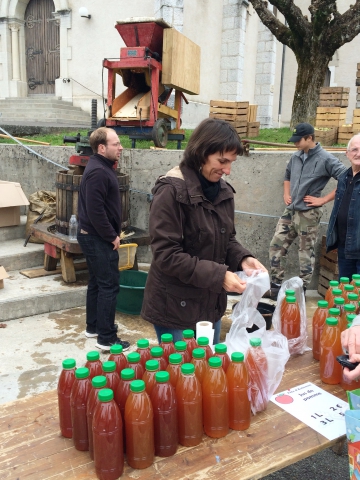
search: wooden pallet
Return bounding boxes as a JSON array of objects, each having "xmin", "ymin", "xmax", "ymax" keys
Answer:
[
  {"xmin": 319, "ymin": 87, "xmax": 349, "ymax": 108},
  {"xmin": 317, "ymin": 236, "xmax": 338, "ymax": 297},
  {"xmin": 247, "ymin": 121, "xmax": 260, "ymax": 138}
]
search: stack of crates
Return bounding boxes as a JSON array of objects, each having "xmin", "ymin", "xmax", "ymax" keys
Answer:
[
  {"xmin": 338, "ymin": 125, "xmax": 357, "ymax": 144},
  {"xmin": 247, "ymin": 105, "xmax": 260, "ymax": 137},
  {"xmin": 314, "ymin": 127, "xmax": 338, "ymax": 146},
  {"xmin": 315, "ymin": 107, "xmax": 346, "ymax": 128},
  {"xmin": 209, "ymin": 100, "xmax": 249, "ymax": 138},
  {"xmin": 319, "ymin": 87, "xmax": 349, "ymax": 108},
  {"xmin": 317, "ymin": 236, "xmax": 338, "ymax": 297}
]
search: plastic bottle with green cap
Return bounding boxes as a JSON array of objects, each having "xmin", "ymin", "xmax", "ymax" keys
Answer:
[
  {"xmin": 58, "ymin": 358, "xmax": 76, "ymax": 438},
  {"xmin": 202, "ymin": 356, "xmax": 229, "ymax": 438},
  {"xmin": 182, "ymin": 329, "xmax": 197, "ymax": 356},
  {"xmin": 197, "ymin": 336, "xmax": 213, "ymax": 360},
  {"xmin": 70, "ymin": 367, "xmax": 92, "ymax": 451},
  {"xmin": 347, "ymin": 314, "xmax": 357, "ymax": 325},
  {"xmin": 214, "ymin": 343, "xmax": 231, "ymax": 373},
  {"xmin": 191, "ymin": 347, "xmax": 208, "ymax": 384},
  {"xmin": 109, "ymin": 343, "xmax": 127, "ymax": 374},
  {"xmin": 334, "ymin": 296, "xmax": 345, "ymax": 314},
  {"xmin": 329, "ymin": 288, "xmax": 344, "ymax": 308},
  {"xmin": 93, "ymin": 388, "xmax": 124, "ymax": 478},
  {"xmin": 351, "ymin": 273, "xmax": 360, "ymax": 286},
  {"xmin": 245, "ymin": 337, "xmax": 268, "ymax": 412},
  {"xmin": 312, "ymin": 300, "xmax": 329, "ymax": 360},
  {"xmin": 101, "ymin": 360, "xmax": 120, "ymax": 392},
  {"xmin": 226, "ymin": 352, "xmax": 251, "ymax": 430},
  {"xmin": 150, "ymin": 346, "xmax": 168, "ymax": 370},
  {"xmin": 328, "ymin": 307, "xmax": 341, "ymax": 328},
  {"xmin": 126, "ymin": 351, "xmax": 145, "ymax": 379},
  {"xmin": 85, "ymin": 350, "xmax": 103, "ymax": 380},
  {"xmin": 340, "ymin": 304, "xmax": 356, "ymax": 332},
  {"xmin": 347, "ymin": 293, "xmax": 360, "ymax": 314},
  {"xmin": 150, "ymin": 371, "xmax": 178, "ymax": 457},
  {"xmin": 166, "ymin": 353, "xmax": 183, "ymax": 387},
  {"xmin": 86, "ymin": 375, "xmax": 107, "ymax": 460},
  {"xmin": 136, "ymin": 338, "xmax": 151, "ymax": 369},
  {"xmin": 281, "ymin": 295, "xmax": 301, "ymax": 340},
  {"xmin": 354, "ymin": 280, "xmax": 360, "ymax": 296},
  {"xmin": 176, "ymin": 363, "xmax": 203, "ymax": 447},
  {"xmin": 325, "ymin": 280, "xmax": 339, "ymax": 305},
  {"xmin": 344, "ymin": 284, "xmax": 355, "ymax": 303},
  {"xmin": 280, "ymin": 289, "xmax": 296, "ymax": 317},
  {"xmin": 143, "ymin": 359, "xmax": 160, "ymax": 396},
  {"xmin": 114, "ymin": 368, "xmax": 135, "ymax": 442},
  {"xmin": 339, "ymin": 277, "xmax": 350, "ymax": 293},
  {"xmin": 174, "ymin": 340, "xmax": 191, "ymax": 364},
  {"xmin": 320, "ymin": 318, "xmax": 342, "ymax": 385},
  {"xmin": 160, "ymin": 333, "xmax": 176, "ymax": 362},
  {"xmin": 125, "ymin": 379, "xmax": 154, "ymax": 469}
]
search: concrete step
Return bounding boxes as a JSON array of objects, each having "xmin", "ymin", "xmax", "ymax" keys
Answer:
[
  {"xmin": 1, "ymin": 110, "xmax": 90, "ymax": 118},
  {"xmin": 0, "ymin": 268, "xmax": 87, "ymax": 321},
  {"xmin": 0, "ymin": 238, "xmax": 44, "ymax": 271},
  {"xmin": 0, "ymin": 104, "xmax": 84, "ymax": 112},
  {"xmin": 1, "ymin": 118, "xmax": 90, "ymax": 127},
  {"xmin": 0, "ymin": 216, "xmax": 26, "ymax": 242},
  {"xmin": 1, "ymin": 97, "xmax": 68, "ymax": 104}
]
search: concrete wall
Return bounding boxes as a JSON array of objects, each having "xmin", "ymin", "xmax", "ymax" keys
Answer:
[{"xmin": 0, "ymin": 145, "xmax": 350, "ymax": 288}]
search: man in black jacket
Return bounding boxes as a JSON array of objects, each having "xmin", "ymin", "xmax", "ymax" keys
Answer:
[{"xmin": 77, "ymin": 127, "xmax": 130, "ymax": 351}]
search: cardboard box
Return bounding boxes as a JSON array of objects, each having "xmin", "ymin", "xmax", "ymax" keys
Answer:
[
  {"xmin": 0, "ymin": 266, "xmax": 9, "ymax": 289},
  {"xmin": 0, "ymin": 181, "xmax": 29, "ymax": 227}
]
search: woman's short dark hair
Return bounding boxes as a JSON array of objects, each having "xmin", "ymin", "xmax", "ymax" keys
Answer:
[{"xmin": 180, "ymin": 118, "xmax": 243, "ymax": 171}]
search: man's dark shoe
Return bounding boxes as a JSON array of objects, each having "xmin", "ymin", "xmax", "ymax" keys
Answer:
[
  {"xmin": 96, "ymin": 337, "xmax": 130, "ymax": 351},
  {"xmin": 85, "ymin": 323, "xmax": 119, "ymax": 338},
  {"xmin": 263, "ymin": 282, "xmax": 281, "ymax": 300}
]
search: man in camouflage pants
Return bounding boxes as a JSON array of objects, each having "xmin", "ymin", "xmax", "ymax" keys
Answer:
[{"xmin": 268, "ymin": 123, "xmax": 347, "ymax": 298}]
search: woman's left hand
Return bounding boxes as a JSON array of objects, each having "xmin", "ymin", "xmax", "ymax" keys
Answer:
[{"xmin": 241, "ymin": 257, "xmax": 268, "ymax": 275}]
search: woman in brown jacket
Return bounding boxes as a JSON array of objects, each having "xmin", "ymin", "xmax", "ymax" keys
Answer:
[{"xmin": 141, "ymin": 118, "xmax": 267, "ymax": 344}]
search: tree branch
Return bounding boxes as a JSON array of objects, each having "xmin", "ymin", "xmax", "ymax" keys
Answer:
[
  {"xmin": 248, "ymin": 0, "xmax": 293, "ymax": 46},
  {"xmin": 270, "ymin": 0, "xmax": 310, "ymax": 38},
  {"xmin": 327, "ymin": 0, "xmax": 360, "ymax": 52}
]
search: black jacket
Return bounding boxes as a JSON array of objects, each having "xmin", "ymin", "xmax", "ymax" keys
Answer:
[{"xmin": 78, "ymin": 153, "xmax": 121, "ymax": 242}]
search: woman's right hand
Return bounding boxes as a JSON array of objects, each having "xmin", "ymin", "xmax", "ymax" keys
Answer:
[{"xmin": 223, "ymin": 271, "xmax": 247, "ymax": 294}]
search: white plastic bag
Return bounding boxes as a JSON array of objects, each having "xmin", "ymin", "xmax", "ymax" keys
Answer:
[
  {"xmin": 225, "ymin": 271, "xmax": 290, "ymax": 414},
  {"xmin": 272, "ymin": 277, "xmax": 310, "ymax": 356}
]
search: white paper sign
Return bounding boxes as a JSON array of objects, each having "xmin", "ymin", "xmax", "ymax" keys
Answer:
[{"xmin": 270, "ymin": 382, "xmax": 348, "ymax": 440}]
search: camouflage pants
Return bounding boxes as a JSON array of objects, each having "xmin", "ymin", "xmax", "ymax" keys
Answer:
[{"xmin": 269, "ymin": 207, "xmax": 323, "ymax": 288}]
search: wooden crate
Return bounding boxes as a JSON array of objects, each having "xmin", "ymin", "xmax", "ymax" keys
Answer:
[
  {"xmin": 247, "ymin": 121, "xmax": 260, "ymax": 138},
  {"xmin": 314, "ymin": 127, "xmax": 338, "ymax": 145},
  {"xmin": 315, "ymin": 107, "xmax": 347, "ymax": 127},
  {"xmin": 319, "ymin": 87, "xmax": 349, "ymax": 107},
  {"xmin": 210, "ymin": 100, "xmax": 249, "ymax": 121},
  {"xmin": 352, "ymin": 109, "xmax": 360, "ymax": 127},
  {"xmin": 247, "ymin": 105, "xmax": 258, "ymax": 122},
  {"xmin": 162, "ymin": 28, "xmax": 200, "ymax": 95},
  {"xmin": 337, "ymin": 125, "xmax": 359, "ymax": 144},
  {"xmin": 317, "ymin": 236, "xmax": 338, "ymax": 297}
]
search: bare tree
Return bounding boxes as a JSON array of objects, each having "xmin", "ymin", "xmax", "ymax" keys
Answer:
[{"xmin": 249, "ymin": 0, "xmax": 360, "ymax": 126}]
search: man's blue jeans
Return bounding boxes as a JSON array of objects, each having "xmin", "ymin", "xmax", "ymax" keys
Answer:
[
  {"xmin": 337, "ymin": 246, "xmax": 360, "ymax": 280},
  {"xmin": 77, "ymin": 233, "xmax": 119, "ymax": 344}
]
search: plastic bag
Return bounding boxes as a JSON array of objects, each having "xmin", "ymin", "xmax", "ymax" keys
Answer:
[
  {"xmin": 272, "ymin": 277, "xmax": 310, "ymax": 356},
  {"xmin": 225, "ymin": 271, "xmax": 290, "ymax": 414},
  {"xmin": 25, "ymin": 190, "xmax": 56, "ymax": 244}
]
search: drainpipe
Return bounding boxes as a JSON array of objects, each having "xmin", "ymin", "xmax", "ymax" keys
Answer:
[{"xmin": 278, "ymin": 21, "xmax": 287, "ymax": 127}]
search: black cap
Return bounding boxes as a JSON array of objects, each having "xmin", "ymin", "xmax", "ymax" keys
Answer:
[{"xmin": 288, "ymin": 123, "xmax": 314, "ymax": 142}]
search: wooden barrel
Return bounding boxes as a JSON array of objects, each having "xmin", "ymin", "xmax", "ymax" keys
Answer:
[
  {"xmin": 118, "ymin": 172, "xmax": 129, "ymax": 228},
  {"xmin": 55, "ymin": 170, "xmax": 82, "ymax": 235}
]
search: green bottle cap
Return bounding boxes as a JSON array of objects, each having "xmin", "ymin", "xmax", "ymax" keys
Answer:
[
  {"xmin": 98, "ymin": 388, "xmax": 113, "ymax": 402},
  {"xmin": 344, "ymin": 304, "xmax": 356, "ymax": 312},
  {"xmin": 215, "ymin": 344, "xmax": 227, "ymax": 354},
  {"xmin": 183, "ymin": 329, "xmax": 195, "ymax": 339},
  {"xmin": 75, "ymin": 367, "xmax": 89, "ymax": 379},
  {"xmin": 150, "ymin": 346, "xmax": 164, "ymax": 358},
  {"xmin": 181, "ymin": 363, "xmax": 195, "ymax": 375},
  {"xmin": 127, "ymin": 352, "xmax": 141, "ymax": 363},
  {"xmin": 348, "ymin": 293, "xmax": 359, "ymax": 301},
  {"xmin": 208, "ymin": 357, "xmax": 222, "ymax": 368},
  {"xmin": 318, "ymin": 300, "xmax": 329, "ymax": 308},
  {"xmin": 130, "ymin": 379, "xmax": 145, "ymax": 392},
  {"xmin": 155, "ymin": 371, "xmax": 169, "ymax": 383},
  {"xmin": 352, "ymin": 274, "xmax": 360, "ymax": 281},
  {"xmin": 340, "ymin": 277, "xmax": 350, "ymax": 284},
  {"xmin": 345, "ymin": 285, "xmax": 355, "ymax": 292},
  {"xmin": 120, "ymin": 368, "xmax": 135, "ymax": 380},
  {"xmin": 137, "ymin": 338, "xmax": 149, "ymax": 349},
  {"xmin": 231, "ymin": 352, "xmax": 244, "ymax": 362},
  {"xmin": 110, "ymin": 344, "xmax": 123, "ymax": 354},
  {"xmin": 325, "ymin": 317, "xmax": 338, "ymax": 326},
  {"xmin": 197, "ymin": 336, "xmax": 209, "ymax": 346},
  {"xmin": 161, "ymin": 333, "xmax": 173, "ymax": 343},
  {"xmin": 355, "ymin": 280, "xmax": 360, "ymax": 287},
  {"xmin": 334, "ymin": 297, "xmax": 345, "ymax": 305},
  {"xmin": 168, "ymin": 353, "xmax": 182, "ymax": 364},
  {"xmin": 285, "ymin": 296, "xmax": 296, "ymax": 303},
  {"xmin": 175, "ymin": 341, "xmax": 187, "ymax": 351},
  {"xmin": 250, "ymin": 337, "xmax": 262, "ymax": 347},
  {"xmin": 192, "ymin": 348, "xmax": 205, "ymax": 359},
  {"xmin": 285, "ymin": 289, "xmax": 295, "ymax": 296},
  {"xmin": 145, "ymin": 359, "xmax": 159, "ymax": 371},
  {"xmin": 347, "ymin": 314, "xmax": 357, "ymax": 323},
  {"xmin": 86, "ymin": 351, "xmax": 100, "ymax": 362},
  {"xmin": 332, "ymin": 288, "xmax": 343, "ymax": 296},
  {"xmin": 329, "ymin": 307, "xmax": 340, "ymax": 316},
  {"xmin": 102, "ymin": 361, "xmax": 116, "ymax": 372},
  {"xmin": 329, "ymin": 280, "xmax": 339, "ymax": 287},
  {"xmin": 62, "ymin": 358, "xmax": 76, "ymax": 369},
  {"xmin": 92, "ymin": 375, "xmax": 107, "ymax": 388}
]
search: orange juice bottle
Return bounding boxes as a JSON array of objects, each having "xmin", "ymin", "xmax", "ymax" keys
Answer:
[
  {"xmin": 166, "ymin": 353, "xmax": 183, "ymax": 387},
  {"xmin": 214, "ymin": 344, "xmax": 231, "ymax": 373},
  {"xmin": 245, "ymin": 338, "xmax": 268, "ymax": 412},
  {"xmin": 340, "ymin": 324, "xmax": 360, "ymax": 392},
  {"xmin": 136, "ymin": 339, "xmax": 151, "ymax": 369},
  {"xmin": 182, "ymin": 329, "xmax": 197, "ymax": 356},
  {"xmin": 142, "ymin": 360, "xmax": 159, "ymax": 396},
  {"xmin": 125, "ymin": 380, "xmax": 154, "ymax": 469},
  {"xmin": 114, "ymin": 368, "xmax": 135, "ymax": 451},
  {"xmin": 281, "ymin": 296, "xmax": 301, "ymax": 339},
  {"xmin": 344, "ymin": 284, "xmax": 355, "ymax": 302},
  {"xmin": 280, "ymin": 289, "xmax": 296, "ymax": 317},
  {"xmin": 328, "ymin": 288, "xmax": 343, "ymax": 308},
  {"xmin": 58, "ymin": 358, "xmax": 76, "ymax": 438},
  {"xmin": 127, "ymin": 352, "xmax": 145, "ymax": 379},
  {"xmin": 191, "ymin": 347, "xmax": 208, "ymax": 385},
  {"xmin": 202, "ymin": 357, "xmax": 229, "ymax": 438},
  {"xmin": 353, "ymin": 280, "xmax": 360, "ymax": 296},
  {"xmin": 175, "ymin": 363, "xmax": 203, "ymax": 447},
  {"xmin": 70, "ymin": 367, "xmax": 92, "ymax": 451},
  {"xmin": 160, "ymin": 334, "xmax": 176, "ymax": 362},
  {"xmin": 325, "ymin": 280, "xmax": 339, "ymax": 304},
  {"xmin": 108, "ymin": 344, "xmax": 127, "ymax": 375},
  {"xmin": 347, "ymin": 314, "xmax": 357, "ymax": 327},
  {"xmin": 328, "ymin": 307, "xmax": 341, "ymax": 331},
  {"xmin": 348, "ymin": 293, "xmax": 360, "ymax": 314},
  {"xmin": 174, "ymin": 341, "xmax": 191, "ymax": 364},
  {"xmin": 85, "ymin": 351, "xmax": 103, "ymax": 380},
  {"xmin": 86, "ymin": 375, "xmax": 107, "ymax": 460},
  {"xmin": 340, "ymin": 304, "xmax": 356, "ymax": 332},
  {"xmin": 102, "ymin": 361, "xmax": 120, "ymax": 393},
  {"xmin": 227, "ymin": 352, "xmax": 251, "ymax": 431},
  {"xmin": 197, "ymin": 336, "xmax": 213, "ymax": 360},
  {"xmin": 320, "ymin": 318, "xmax": 342, "ymax": 385},
  {"xmin": 351, "ymin": 274, "xmax": 360, "ymax": 287},
  {"xmin": 339, "ymin": 277, "xmax": 350, "ymax": 294},
  {"xmin": 150, "ymin": 346, "xmax": 168, "ymax": 370},
  {"xmin": 312, "ymin": 300, "xmax": 329, "ymax": 360},
  {"xmin": 333, "ymin": 296, "xmax": 345, "ymax": 316}
]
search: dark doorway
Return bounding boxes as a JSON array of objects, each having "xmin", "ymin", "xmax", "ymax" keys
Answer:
[
  {"xmin": 323, "ymin": 67, "xmax": 331, "ymax": 87},
  {"xmin": 25, "ymin": 0, "xmax": 60, "ymax": 94}
]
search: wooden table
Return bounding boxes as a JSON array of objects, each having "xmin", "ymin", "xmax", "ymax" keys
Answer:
[{"xmin": 0, "ymin": 347, "xmax": 347, "ymax": 479}]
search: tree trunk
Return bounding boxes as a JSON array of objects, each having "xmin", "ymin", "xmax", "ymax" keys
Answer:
[{"xmin": 290, "ymin": 52, "xmax": 332, "ymax": 128}]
